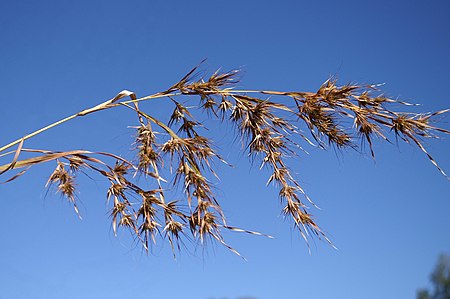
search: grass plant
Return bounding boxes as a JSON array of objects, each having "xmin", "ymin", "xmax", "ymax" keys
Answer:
[{"xmin": 1, "ymin": 62, "xmax": 448, "ymax": 256}]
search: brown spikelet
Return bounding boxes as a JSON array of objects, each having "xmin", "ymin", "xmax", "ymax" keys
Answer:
[
  {"xmin": 46, "ymin": 161, "xmax": 80, "ymax": 218},
  {"xmin": 1, "ymin": 62, "xmax": 448, "ymax": 257}
]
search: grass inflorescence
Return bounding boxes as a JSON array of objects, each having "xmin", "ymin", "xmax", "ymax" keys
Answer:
[{"xmin": 1, "ymin": 62, "xmax": 449, "ymax": 257}]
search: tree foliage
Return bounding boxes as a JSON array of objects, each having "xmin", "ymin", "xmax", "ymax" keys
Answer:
[
  {"xmin": 418, "ymin": 254, "xmax": 450, "ymax": 299},
  {"xmin": 0, "ymin": 62, "xmax": 449, "ymax": 256}
]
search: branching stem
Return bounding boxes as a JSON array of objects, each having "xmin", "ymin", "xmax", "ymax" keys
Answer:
[{"xmin": 0, "ymin": 91, "xmax": 179, "ymax": 154}]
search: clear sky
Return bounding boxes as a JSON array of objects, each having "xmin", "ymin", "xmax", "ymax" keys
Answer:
[{"xmin": 1, "ymin": 1, "xmax": 449, "ymax": 298}]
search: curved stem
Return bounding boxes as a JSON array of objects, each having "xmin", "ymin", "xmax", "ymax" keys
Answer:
[
  {"xmin": 0, "ymin": 114, "xmax": 78, "ymax": 153},
  {"xmin": 119, "ymin": 103, "xmax": 179, "ymax": 139},
  {"xmin": 0, "ymin": 91, "xmax": 179, "ymax": 154},
  {"xmin": 0, "ymin": 87, "xmax": 305, "ymax": 154}
]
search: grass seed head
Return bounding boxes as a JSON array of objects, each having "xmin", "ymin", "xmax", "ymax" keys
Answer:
[{"xmin": 2, "ymin": 62, "xmax": 449, "ymax": 256}]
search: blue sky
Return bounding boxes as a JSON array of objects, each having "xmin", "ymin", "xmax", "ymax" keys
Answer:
[{"xmin": 1, "ymin": 0, "xmax": 449, "ymax": 298}]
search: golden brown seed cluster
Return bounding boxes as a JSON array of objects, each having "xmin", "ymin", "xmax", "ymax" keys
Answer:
[{"xmin": 1, "ymin": 62, "xmax": 448, "ymax": 256}]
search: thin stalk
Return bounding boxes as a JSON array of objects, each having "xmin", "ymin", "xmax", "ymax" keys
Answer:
[
  {"xmin": 119, "ymin": 103, "xmax": 179, "ymax": 139},
  {"xmin": 0, "ymin": 114, "xmax": 78, "ymax": 153},
  {"xmin": 0, "ymin": 91, "xmax": 179, "ymax": 154},
  {"xmin": 206, "ymin": 89, "xmax": 310, "ymax": 96},
  {"xmin": 119, "ymin": 92, "xmax": 180, "ymax": 106}
]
